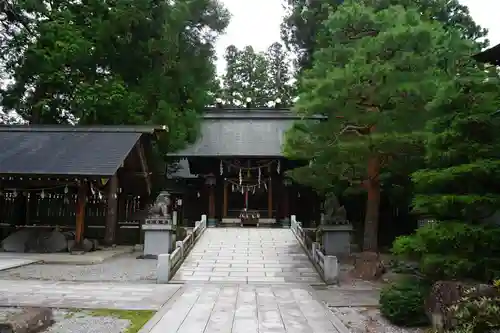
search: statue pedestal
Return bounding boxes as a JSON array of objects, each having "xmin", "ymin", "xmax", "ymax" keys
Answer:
[
  {"xmin": 322, "ymin": 224, "xmax": 353, "ymax": 256},
  {"xmin": 280, "ymin": 218, "xmax": 291, "ymax": 228},
  {"xmin": 142, "ymin": 218, "xmax": 175, "ymax": 258}
]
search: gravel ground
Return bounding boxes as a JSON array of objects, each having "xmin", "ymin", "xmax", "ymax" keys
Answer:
[
  {"xmin": 0, "ymin": 253, "xmax": 157, "ymax": 282},
  {"xmin": 0, "ymin": 308, "xmax": 131, "ymax": 333},
  {"xmin": 329, "ymin": 306, "xmax": 427, "ymax": 333},
  {"xmin": 44, "ymin": 310, "xmax": 131, "ymax": 333}
]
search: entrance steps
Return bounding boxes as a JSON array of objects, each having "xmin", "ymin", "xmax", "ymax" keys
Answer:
[{"xmin": 171, "ymin": 228, "xmax": 323, "ymax": 284}]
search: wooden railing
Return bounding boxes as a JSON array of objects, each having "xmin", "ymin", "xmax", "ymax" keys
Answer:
[
  {"xmin": 157, "ymin": 214, "xmax": 207, "ymax": 283},
  {"xmin": 290, "ymin": 215, "xmax": 338, "ymax": 284}
]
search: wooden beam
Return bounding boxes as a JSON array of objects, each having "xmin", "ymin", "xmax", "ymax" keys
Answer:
[
  {"xmin": 136, "ymin": 141, "xmax": 152, "ymax": 195},
  {"xmin": 268, "ymin": 177, "xmax": 273, "ymax": 218},
  {"xmin": 223, "ymin": 180, "xmax": 228, "ymax": 218},
  {"xmin": 104, "ymin": 174, "xmax": 119, "ymax": 246},
  {"xmin": 74, "ymin": 181, "xmax": 87, "ymax": 250}
]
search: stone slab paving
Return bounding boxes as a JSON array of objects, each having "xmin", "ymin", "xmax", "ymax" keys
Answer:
[
  {"xmin": 0, "ymin": 246, "xmax": 133, "ymax": 264},
  {"xmin": 146, "ymin": 284, "xmax": 348, "ymax": 333},
  {"xmin": 172, "ymin": 228, "xmax": 323, "ymax": 284},
  {"xmin": 0, "ymin": 279, "xmax": 181, "ymax": 310},
  {"xmin": 0, "ymin": 253, "xmax": 157, "ymax": 282},
  {"xmin": 0, "ymin": 258, "xmax": 40, "ymax": 271}
]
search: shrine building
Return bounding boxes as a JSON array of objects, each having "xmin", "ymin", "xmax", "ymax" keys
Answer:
[{"xmin": 167, "ymin": 107, "xmax": 324, "ymax": 228}]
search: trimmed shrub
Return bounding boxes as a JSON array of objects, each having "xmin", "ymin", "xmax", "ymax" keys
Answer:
[
  {"xmin": 392, "ymin": 222, "xmax": 500, "ymax": 282},
  {"xmin": 379, "ymin": 277, "xmax": 430, "ymax": 327}
]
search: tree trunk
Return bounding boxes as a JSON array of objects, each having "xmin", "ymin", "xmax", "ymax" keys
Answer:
[{"xmin": 362, "ymin": 154, "xmax": 380, "ymax": 252}]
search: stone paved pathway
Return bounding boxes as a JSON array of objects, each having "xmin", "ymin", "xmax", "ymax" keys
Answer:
[
  {"xmin": 0, "ymin": 279, "xmax": 181, "ymax": 310},
  {"xmin": 148, "ymin": 284, "xmax": 347, "ymax": 333},
  {"xmin": 172, "ymin": 228, "xmax": 323, "ymax": 284}
]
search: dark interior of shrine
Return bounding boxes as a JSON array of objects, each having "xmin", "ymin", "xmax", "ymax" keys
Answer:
[{"xmin": 167, "ymin": 156, "xmax": 321, "ymax": 227}]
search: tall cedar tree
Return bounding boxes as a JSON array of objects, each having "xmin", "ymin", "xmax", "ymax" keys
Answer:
[
  {"xmin": 412, "ymin": 66, "xmax": 500, "ymax": 222},
  {"xmin": 265, "ymin": 42, "xmax": 295, "ymax": 107},
  {"xmin": 220, "ymin": 43, "xmax": 293, "ymax": 107},
  {"xmin": 0, "ymin": 0, "xmax": 229, "ymax": 152},
  {"xmin": 283, "ymin": 1, "xmax": 474, "ymax": 251},
  {"xmin": 221, "ymin": 45, "xmax": 269, "ymax": 106}
]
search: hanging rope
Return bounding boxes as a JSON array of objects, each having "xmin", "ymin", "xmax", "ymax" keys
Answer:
[{"xmin": 226, "ymin": 178, "xmax": 269, "ymax": 192}]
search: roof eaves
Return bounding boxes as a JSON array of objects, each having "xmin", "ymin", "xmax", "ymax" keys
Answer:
[{"xmin": 0, "ymin": 125, "xmax": 168, "ymax": 133}]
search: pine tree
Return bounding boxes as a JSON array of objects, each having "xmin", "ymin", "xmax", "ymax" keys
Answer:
[
  {"xmin": 283, "ymin": 1, "xmax": 474, "ymax": 252},
  {"xmin": 412, "ymin": 66, "xmax": 500, "ymax": 221}
]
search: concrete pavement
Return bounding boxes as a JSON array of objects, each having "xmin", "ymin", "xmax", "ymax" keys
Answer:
[
  {"xmin": 0, "ymin": 279, "xmax": 181, "ymax": 310},
  {"xmin": 172, "ymin": 228, "xmax": 323, "ymax": 284}
]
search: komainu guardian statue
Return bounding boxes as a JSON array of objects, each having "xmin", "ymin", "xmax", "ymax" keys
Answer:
[
  {"xmin": 148, "ymin": 191, "xmax": 171, "ymax": 218},
  {"xmin": 322, "ymin": 193, "xmax": 348, "ymax": 225}
]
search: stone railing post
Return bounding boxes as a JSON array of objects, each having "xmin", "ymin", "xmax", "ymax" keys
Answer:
[
  {"xmin": 312, "ymin": 242, "xmax": 319, "ymax": 262},
  {"xmin": 323, "ymin": 255, "xmax": 339, "ymax": 284},
  {"xmin": 201, "ymin": 214, "xmax": 207, "ymax": 229},
  {"xmin": 176, "ymin": 241, "xmax": 184, "ymax": 258},
  {"xmin": 157, "ymin": 253, "xmax": 171, "ymax": 284}
]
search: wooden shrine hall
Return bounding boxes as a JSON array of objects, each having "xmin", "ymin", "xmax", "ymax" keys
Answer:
[
  {"xmin": 168, "ymin": 108, "xmax": 323, "ymax": 227},
  {"xmin": 0, "ymin": 125, "xmax": 166, "ymax": 250}
]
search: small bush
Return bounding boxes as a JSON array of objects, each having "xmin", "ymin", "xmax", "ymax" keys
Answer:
[
  {"xmin": 392, "ymin": 222, "xmax": 500, "ymax": 282},
  {"xmin": 448, "ymin": 283, "xmax": 500, "ymax": 333},
  {"xmin": 379, "ymin": 277, "xmax": 430, "ymax": 327}
]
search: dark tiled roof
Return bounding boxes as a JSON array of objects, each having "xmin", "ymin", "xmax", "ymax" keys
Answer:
[
  {"xmin": 0, "ymin": 127, "xmax": 150, "ymax": 176},
  {"xmin": 0, "ymin": 125, "xmax": 166, "ymax": 133},
  {"xmin": 171, "ymin": 109, "xmax": 324, "ymax": 157},
  {"xmin": 473, "ymin": 43, "xmax": 500, "ymax": 65},
  {"xmin": 168, "ymin": 158, "xmax": 198, "ymax": 178}
]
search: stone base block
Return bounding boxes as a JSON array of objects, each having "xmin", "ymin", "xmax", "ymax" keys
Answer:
[
  {"xmin": 207, "ymin": 218, "xmax": 217, "ymax": 227},
  {"xmin": 322, "ymin": 224, "xmax": 353, "ymax": 256},
  {"xmin": 143, "ymin": 227, "xmax": 175, "ymax": 256}
]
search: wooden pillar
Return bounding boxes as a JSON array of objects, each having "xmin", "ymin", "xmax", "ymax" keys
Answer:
[
  {"xmin": 208, "ymin": 184, "xmax": 215, "ymax": 219},
  {"xmin": 74, "ymin": 181, "xmax": 87, "ymax": 249},
  {"xmin": 268, "ymin": 177, "xmax": 273, "ymax": 218},
  {"xmin": 104, "ymin": 175, "xmax": 119, "ymax": 246},
  {"xmin": 283, "ymin": 184, "xmax": 289, "ymax": 220},
  {"xmin": 223, "ymin": 180, "xmax": 228, "ymax": 218}
]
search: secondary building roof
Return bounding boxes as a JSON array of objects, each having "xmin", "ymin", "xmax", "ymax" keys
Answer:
[
  {"xmin": 0, "ymin": 125, "xmax": 163, "ymax": 176},
  {"xmin": 473, "ymin": 43, "xmax": 500, "ymax": 65},
  {"xmin": 170, "ymin": 108, "xmax": 324, "ymax": 157}
]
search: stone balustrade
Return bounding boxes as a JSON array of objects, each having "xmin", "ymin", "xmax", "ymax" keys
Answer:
[
  {"xmin": 290, "ymin": 215, "xmax": 339, "ymax": 284},
  {"xmin": 157, "ymin": 214, "xmax": 207, "ymax": 283}
]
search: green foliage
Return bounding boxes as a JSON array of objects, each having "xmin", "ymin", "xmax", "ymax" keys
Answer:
[
  {"xmin": 221, "ymin": 45, "xmax": 271, "ymax": 107},
  {"xmin": 284, "ymin": 1, "xmax": 472, "ymax": 181},
  {"xmin": 392, "ymin": 222, "xmax": 500, "ymax": 281},
  {"xmin": 448, "ymin": 285, "xmax": 500, "ymax": 333},
  {"xmin": 411, "ymin": 68, "xmax": 500, "ymax": 220},
  {"xmin": 281, "ymin": 0, "xmax": 486, "ymax": 73},
  {"xmin": 1, "ymin": 0, "xmax": 230, "ymax": 152},
  {"xmin": 379, "ymin": 277, "xmax": 430, "ymax": 327},
  {"xmin": 282, "ymin": 1, "xmax": 474, "ymax": 251},
  {"xmin": 219, "ymin": 43, "xmax": 294, "ymax": 107}
]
